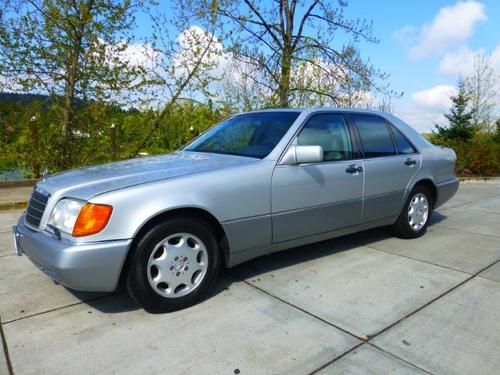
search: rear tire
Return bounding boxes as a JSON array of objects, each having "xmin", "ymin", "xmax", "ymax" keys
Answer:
[
  {"xmin": 126, "ymin": 217, "xmax": 221, "ymax": 313},
  {"xmin": 393, "ymin": 185, "xmax": 433, "ymax": 239}
]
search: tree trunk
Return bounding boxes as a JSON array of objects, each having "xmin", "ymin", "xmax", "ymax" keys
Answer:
[
  {"xmin": 279, "ymin": 50, "xmax": 291, "ymax": 107},
  {"xmin": 29, "ymin": 117, "xmax": 40, "ymax": 178},
  {"xmin": 59, "ymin": 3, "xmax": 89, "ymax": 168},
  {"xmin": 60, "ymin": 73, "xmax": 75, "ymax": 168},
  {"xmin": 111, "ymin": 124, "xmax": 117, "ymax": 160},
  {"xmin": 278, "ymin": 0, "xmax": 294, "ymax": 108}
]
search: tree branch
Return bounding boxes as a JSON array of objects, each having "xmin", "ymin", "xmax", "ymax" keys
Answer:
[
  {"xmin": 242, "ymin": 0, "xmax": 283, "ymax": 48},
  {"xmin": 292, "ymin": 0, "xmax": 319, "ymax": 50}
]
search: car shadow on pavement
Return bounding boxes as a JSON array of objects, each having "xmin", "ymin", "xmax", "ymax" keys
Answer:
[
  {"xmin": 62, "ymin": 288, "xmax": 138, "ymax": 314},
  {"xmin": 67, "ymin": 276, "xmax": 236, "ymax": 314},
  {"xmin": 68, "ymin": 211, "xmax": 449, "ymax": 314},
  {"xmin": 429, "ymin": 210, "xmax": 447, "ymax": 225},
  {"xmin": 230, "ymin": 227, "xmax": 389, "ymax": 281},
  {"xmin": 230, "ymin": 210, "xmax": 448, "ymax": 281},
  {"xmin": 75, "ymin": 291, "xmax": 140, "ymax": 313}
]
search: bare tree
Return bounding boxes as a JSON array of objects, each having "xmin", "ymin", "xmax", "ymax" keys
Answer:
[
  {"xmin": 466, "ymin": 53, "xmax": 498, "ymax": 131},
  {"xmin": 289, "ymin": 46, "xmax": 375, "ymax": 108},
  {"xmin": 187, "ymin": 0, "xmax": 395, "ymax": 108},
  {"xmin": 218, "ymin": 57, "xmax": 271, "ymax": 111},
  {"xmin": 375, "ymin": 95, "xmax": 394, "ymax": 114},
  {"xmin": 130, "ymin": 2, "xmax": 224, "ymax": 155}
]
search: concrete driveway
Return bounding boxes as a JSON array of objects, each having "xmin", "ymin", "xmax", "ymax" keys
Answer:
[{"xmin": 1, "ymin": 182, "xmax": 499, "ymax": 374}]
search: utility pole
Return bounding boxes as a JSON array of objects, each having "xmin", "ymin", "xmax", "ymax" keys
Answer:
[
  {"xmin": 111, "ymin": 123, "xmax": 117, "ymax": 160},
  {"xmin": 30, "ymin": 116, "xmax": 40, "ymax": 178}
]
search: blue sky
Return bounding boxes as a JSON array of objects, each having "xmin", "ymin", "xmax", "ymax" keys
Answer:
[
  {"xmin": 343, "ymin": 0, "xmax": 500, "ymax": 131},
  {"xmin": 132, "ymin": 0, "xmax": 500, "ymax": 132},
  {"xmin": 347, "ymin": 1, "xmax": 500, "ymax": 89}
]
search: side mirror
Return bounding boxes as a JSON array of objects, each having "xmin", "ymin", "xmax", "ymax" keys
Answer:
[{"xmin": 281, "ymin": 145, "xmax": 324, "ymax": 165}]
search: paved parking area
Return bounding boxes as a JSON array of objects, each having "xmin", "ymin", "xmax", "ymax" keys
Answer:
[{"xmin": 1, "ymin": 182, "xmax": 499, "ymax": 374}]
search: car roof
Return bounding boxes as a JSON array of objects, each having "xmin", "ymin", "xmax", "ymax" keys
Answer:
[{"xmin": 242, "ymin": 107, "xmax": 391, "ymax": 116}]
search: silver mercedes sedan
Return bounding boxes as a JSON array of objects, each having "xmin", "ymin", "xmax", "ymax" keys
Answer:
[{"xmin": 13, "ymin": 108, "xmax": 458, "ymax": 312}]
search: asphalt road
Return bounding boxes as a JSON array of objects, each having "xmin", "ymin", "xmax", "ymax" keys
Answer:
[{"xmin": 1, "ymin": 182, "xmax": 499, "ymax": 374}]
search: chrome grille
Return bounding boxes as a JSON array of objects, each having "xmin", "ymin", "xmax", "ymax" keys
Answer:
[{"xmin": 26, "ymin": 188, "xmax": 50, "ymax": 228}]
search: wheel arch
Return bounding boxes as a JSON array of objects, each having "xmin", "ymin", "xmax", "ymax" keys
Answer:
[
  {"xmin": 118, "ymin": 207, "xmax": 230, "ymax": 287},
  {"xmin": 412, "ymin": 178, "xmax": 438, "ymax": 207}
]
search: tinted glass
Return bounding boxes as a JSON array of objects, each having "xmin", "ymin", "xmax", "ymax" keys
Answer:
[
  {"xmin": 352, "ymin": 114, "xmax": 396, "ymax": 158},
  {"xmin": 297, "ymin": 114, "xmax": 353, "ymax": 161},
  {"xmin": 391, "ymin": 126, "xmax": 416, "ymax": 154},
  {"xmin": 184, "ymin": 112, "xmax": 300, "ymax": 158}
]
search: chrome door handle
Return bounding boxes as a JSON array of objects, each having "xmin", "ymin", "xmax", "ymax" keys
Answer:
[
  {"xmin": 405, "ymin": 158, "xmax": 417, "ymax": 166},
  {"xmin": 345, "ymin": 165, "xmax": 363, "ymax": 174}
]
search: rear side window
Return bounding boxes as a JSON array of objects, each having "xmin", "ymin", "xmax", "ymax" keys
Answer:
[
  {"xmin": 352, "ymin": 114, "xmax": 396, "ymax": 158},
  {"xmin": 297, "ymin": 113, "xmax": 353, "ymax": 161},
  {"xmin": 391, "ymin": 126, "xmax": 417, "ymax": 154}
]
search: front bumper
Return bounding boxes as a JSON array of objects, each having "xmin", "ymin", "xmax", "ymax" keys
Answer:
[{"xmin": 13, "ymin": 214, "xmax": 132, "ymax": 292}]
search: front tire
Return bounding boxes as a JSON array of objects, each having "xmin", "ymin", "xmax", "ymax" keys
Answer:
[
  {"xmin": 393, "ymin": 185, "xmax": 432, "ymax": 239},
  {"xmin": 126, "ymin": 218, "xmax": 221, "ymax": 313}
]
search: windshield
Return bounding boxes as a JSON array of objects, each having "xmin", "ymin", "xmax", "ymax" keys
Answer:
[{"xmin": 184, "ymin": 111, "xmax": 301, "ymax": 159}]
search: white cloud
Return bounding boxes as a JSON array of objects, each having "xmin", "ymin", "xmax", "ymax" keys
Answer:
[
  {"xmin": 412, "ymin": 85, "xmax": 457, "ymax": 110},
  {"xmin": 392, "ymin": 25, "xmax": 417, "ymax": 46},
  {"xmin": 118, "ymin": 43, "xmax": 161, "ymax": 69},
  {"xmin": 491, "ymin": 45, "xmax": 500, "ymax": 71},
  {"xmin": 408, "ymin": 1, "xmax": 487, "ymax": 59},
  {"xmin": 396, "ymin": 85, "xmax": 458, "ymax": 133},
  {"xmin": 0, "ymin": 75, "xmax": 26, "ymax": 93},
  {"xmin": 438, "ymin": 44, "xmax": 500, "ymax": 87},
  {"xmin": 395, "ymin": 105, "xmax": 448, "ymax": 133},
  {"xmin": 173, "ymin": 26, "xmax": 227, "ymax": 79},
  {"xmin": 439, "ymin": 46, "xmax": 481, "ymax": 76}
]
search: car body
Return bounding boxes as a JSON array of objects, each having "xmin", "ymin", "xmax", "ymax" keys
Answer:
[{"xmin": 13, "ymin": 108, "xmax": 458, "ymax": 311}]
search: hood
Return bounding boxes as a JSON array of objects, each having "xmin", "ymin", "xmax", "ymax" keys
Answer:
[{"xmin": 37, "ymin": 151, "xmax": 257, "ymax": 200}]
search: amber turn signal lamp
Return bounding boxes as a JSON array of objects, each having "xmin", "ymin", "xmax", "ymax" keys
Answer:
[{"xmin": 72, "ymin": 203, "xmax": 113, "ymax": 237}]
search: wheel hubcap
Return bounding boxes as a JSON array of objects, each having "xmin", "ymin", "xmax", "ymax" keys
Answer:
[
  {"xmin": 147, "ymin": 232, "xmax": 208, "ymax": 298},
  {"xmin": 408, "ymin": 193, "xmax": 429, "ymax": 232}
]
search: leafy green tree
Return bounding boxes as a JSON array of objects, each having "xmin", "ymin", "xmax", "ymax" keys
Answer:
[
  {"xmin": 0, "ymin": 0, "xmax": 144, "ymax": 167},
  {"xmin": 434, "ymin": 79, "xmax": 475, "ymax": 141},
  {"xmin": 0, "ymin": 94, "xmax": 227, "ymax": 178}
]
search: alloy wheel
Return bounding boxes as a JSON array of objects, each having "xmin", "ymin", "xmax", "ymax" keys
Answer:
[
  {"xmin": 407, "ymin": 193, "xmax": 429, "ymax": 231},
  {"xmin": 146, "ymin": 232, "xmax": 208, "ymax": 298}
]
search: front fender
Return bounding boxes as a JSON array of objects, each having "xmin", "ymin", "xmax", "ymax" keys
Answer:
[{"xmin": 78, "ymin": 161, "xmax": 275, "ymax": 247}]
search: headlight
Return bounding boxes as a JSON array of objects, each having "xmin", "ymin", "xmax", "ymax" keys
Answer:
[
  {"xmin": 48, "ymin": 199, "xmax": 113, "ymax": 237},
  {"xmin": 48, "ymin": 199, "xmax": 84, "ymax": 234}
]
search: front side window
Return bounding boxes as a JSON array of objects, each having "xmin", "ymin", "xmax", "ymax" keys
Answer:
[
  {"xmin": 352, "ymin": 114, "xmax": 396, "ymax": 158},
  {"xmin": 184, "ymin": 112, "xmax": 300, "ymax": 158},
  {"xmin": 391, "ymin": 125, "xmax": 417, "ymax": 154},
  {"xmin": 297, "ymin": 113, "xmax": 353, "ymax": 161}
]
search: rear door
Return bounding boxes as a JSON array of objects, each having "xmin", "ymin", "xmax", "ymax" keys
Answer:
[
  {"xmin": 271, "ymin": 112, "xmax": 364, "ymax": 243},
  {"xmin": 349, "ymin": 114, "xmax": 420, "ymax": 223}
]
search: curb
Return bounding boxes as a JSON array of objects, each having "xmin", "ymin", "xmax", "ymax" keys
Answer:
[
  {"xmin": 459, "ymin": 177, "xmax": 500, "ymax": 184},
  {"xmin": 0, "ymin": 202, "xmax": 27, "ymax": 211},
  {"xmin": 0, "ymin": 179, "xmax": 38, "ymax": 188}
]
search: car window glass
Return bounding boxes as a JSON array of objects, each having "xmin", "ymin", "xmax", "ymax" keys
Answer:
[
  {"xmin": 185, "ymin": 112, "xmax": 300, "ymax": 159},
  {"xmin": 352, "ymin": 114, "xmax": 396, "ymax": 158},
  {"xmin": 391, "ymin": 125, "xmax": 416, "ymax": 154},
  {"xmin": 297, "ymin": 114, "xmax": 353, "ymax": 161}
]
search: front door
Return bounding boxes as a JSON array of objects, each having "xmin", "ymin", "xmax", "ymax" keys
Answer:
[{"xmin": 271, "ymin": 113, "xmax": 364, "ymax": 243}]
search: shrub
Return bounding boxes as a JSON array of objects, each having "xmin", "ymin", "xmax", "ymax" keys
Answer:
[{"xmin": 427, "ymin": 132, "xmax": 500, "ymax": 176}]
